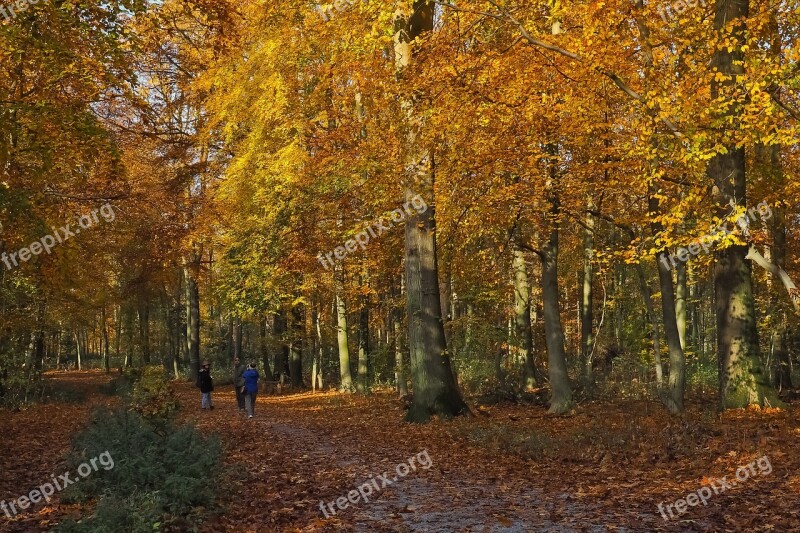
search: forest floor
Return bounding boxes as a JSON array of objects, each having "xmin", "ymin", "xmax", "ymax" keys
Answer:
[{"xmin": 1, "ymin": 371, "xmax": 798, "ymax": 532}]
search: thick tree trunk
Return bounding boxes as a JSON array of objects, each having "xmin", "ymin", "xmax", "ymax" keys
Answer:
[
  {"xmin": 540, "ymin": 141, "xmax": 572, "ymax": 414},
  {"xmin": 542, "ymin": 223, "xmax": 573, "ymax": 414},
  {"xmin": 708, "ymin": 0, "xmax": 779, "ymax": 408},
  {"xmin": 403, "ymin": 180, "xmax": 468, "ymax": 421},
  {"xmin": 273, "ymin": 309, "xmax": 290, "ymax": 379},
  {"xmin": 395, "ymin": 0, "xmax": 468, "ymax": 422}
]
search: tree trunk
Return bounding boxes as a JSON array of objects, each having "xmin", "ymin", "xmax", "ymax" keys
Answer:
[
  {"xmin": 138, "ymin": 302, "xmax": 151, "ymax": 365},
  {"xmin": 655, "ymin": 251, "xmax": 686, "ymax": 413},
  {"xmin": 634, "ymin": 264, "xmax": 663, "ymax": 384},
  {"xmin": 260, "ymin": 314, "xmax": 272, "ymax": 380},
  {"xmin": 125, "ymin": 305, "xmax": 134, "ymax": 368},
  {"xmin": 541, "ymin": 221, "xmax": 573, "ymax": 414},
  {"xmin": 33, "ymin": 301, "xmax": 46, "ymax": 372},
  {"xmin": 580, "ymin": 202, "xmax": 595, "ymax": 386},
  {"xmin": 540, "ymin": 141, "xmax": 572, "ymax": 414},
  {"xmin": 273, "ymin": 309, "xmax": 290, "ymax": 379},
  {"xmin": 395, "ymin": 0, "xmax": 468, "ymax": 422},
  {"xmin": 335, "ymin": 274, "xmax": 354, "ymax": 391},
  {"xmin": 233, "ymin": 317, "xmax": 242, "ymax": 359},
  {"xmin": 676, "ymin": 262, "xmax": 687, "ymax": 351},
  {"xmin": 184, "ymin": 260, "xmax": 201, "ymax": 381},
  {"xmin": 708, "ymin": 0, "xmax": 778, "ymax": 408},
  {"xmin": 101, "ymin": 306, "xmax": 110, "ymax": 373},
  {"xmin": 114, "ymin": 305, "xmax": 122, "ymax": 363},
  {"xmin": 290, "ymin": 304, "xmax": 303, "ymax": 387},
  {"xmin": 74, "ymin": 331, "xmax": 83, "ymax": 371},
  {"xmin": 394, "ymin": 308, "xmax": 407, "ymax": 397},
  {"xmin": 513, "ymin": 245, "xmax": 541, "ymax": 390},
  {"xmin": 313, "ymin": 306, "xmax": 324, "ymax": 391},
  {"xmin": 357, "ymin": 270, "xmax": 370, "ymax": 393}
]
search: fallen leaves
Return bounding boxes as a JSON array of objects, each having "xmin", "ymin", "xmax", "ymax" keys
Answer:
[{"xmin": 2, "ymin": 373, "xmax": 799, "ymax": 532}]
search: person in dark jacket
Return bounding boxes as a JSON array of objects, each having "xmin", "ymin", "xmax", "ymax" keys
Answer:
[
  {"xmin": 241, "ymin": 363, "xmax": 260, "ymax": 419},
  {"xmin": 233, "ymin": 357, "xmax": 246, "ymax": 414},
  {"xmin": 197, "ymin": 360, "xmax": 214, "ymax": 410}
]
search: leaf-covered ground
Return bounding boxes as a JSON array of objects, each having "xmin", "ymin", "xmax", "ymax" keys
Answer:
[{"xmin": 1, "ymin": 371, "xmax": 798, "ymax": 532}]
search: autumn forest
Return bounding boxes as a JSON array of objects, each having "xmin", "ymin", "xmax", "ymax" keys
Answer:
[{"xmin": 1, "ymin": 0, "xmax": 799, "ymax": 531}]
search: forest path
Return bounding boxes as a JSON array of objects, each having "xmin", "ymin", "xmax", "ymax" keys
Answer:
[
  {"xmin": 2, "ymin": 373, "xmax": 789, "ymax": 532},
  {"xmin": 179, "ymin": 383, "xmax": 660, "ymax": 532}
]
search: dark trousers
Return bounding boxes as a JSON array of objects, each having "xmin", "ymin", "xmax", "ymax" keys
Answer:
[{"xmin": 235, "ymin": 386, "xmax": 246, "ymax": 410}]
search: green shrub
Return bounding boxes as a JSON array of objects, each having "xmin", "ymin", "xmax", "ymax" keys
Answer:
[{"xmin": 55, "ymin": 408, "xmax": 222, "ymax": 532}]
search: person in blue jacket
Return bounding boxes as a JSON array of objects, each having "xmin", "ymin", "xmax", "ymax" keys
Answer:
[{"xmin": 241, "ymin": 362, "xmax": 260, "ymax": 419}]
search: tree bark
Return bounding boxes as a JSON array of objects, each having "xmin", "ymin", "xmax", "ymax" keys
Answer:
[
  {"xmin": 541, "ymin": 219, "xmax": 573, "ymax": 414},
  {"xmin": 138, "ymin": 302, "xmax": 151, "ymax": 365},
  {"xmin": 540, "ymin": 142, "xmax": 572, "ymax": 414},
  {"xmin": 655, "ymin": 251, "xmax": 686, "ymax": 413},
  {"xmin": 708, "ymin": 0, "xmax": 779, "ymax": 408},
  {"xmin": 290, "ymin": 304, "xmax": 303, "ymax": 387},
  {"xmin": 395, "ymin": 0, "xmax": 468, "ymax": 422},
  {"xmin": 676, "ymin": 261, "xmax": 687, "ymax": 351},
  {"xmin": 335, "ymin": 272, "xmax": 354, "ymax": 391},
  {"xmin": 513, "ymin": 245, "xmax": 541, "ymax": 389},
  {"xmin": 260, "ymin": 314, "xmax": 272, "ymax": 380},
  {"xmin": 634, "ymin": 264, "xmax": 663, "ymax": 385},
  {"xmin": 357, "ymin": 270, "xmax": 370, "ymax": 393},
  {"xmin": 184, "ymin": 257, "xmax": 201, "ymax": 381},
  {"xmin": 580, "ymin": 202, "xmax": 595, "ymax": 386},
  {"xmin": 101, "ymin": 306, "xmax": 110, "ymax": 373}
]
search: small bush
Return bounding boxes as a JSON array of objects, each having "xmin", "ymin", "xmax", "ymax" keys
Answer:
[
  {"xmin": 129, "ymin": 366, "xmax": 180, "ymax": 421},
  {"xmin": 56, "ymin": 408, "xmax": 222, "ymax": 532}
]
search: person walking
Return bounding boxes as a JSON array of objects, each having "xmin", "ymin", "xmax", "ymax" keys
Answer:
[
  {"xmin": 242, "ymin": 362, "xmax": 260, "ymax": 419},
  {"xmin": 197, "ymin": 360, "xmax": 214, "ymax": 410},
  {"xmin": 233, "ymin": 357, "xmax": 246, "ymax": 415}
]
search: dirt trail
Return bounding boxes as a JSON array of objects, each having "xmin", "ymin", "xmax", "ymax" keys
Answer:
[
  {"xmin": 3, "ymin": 373, "xmax": 789, "ymax": 532},
  {"xmin": 178, "ymin": 384, "xmax": 653, "ymax": 532}
]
